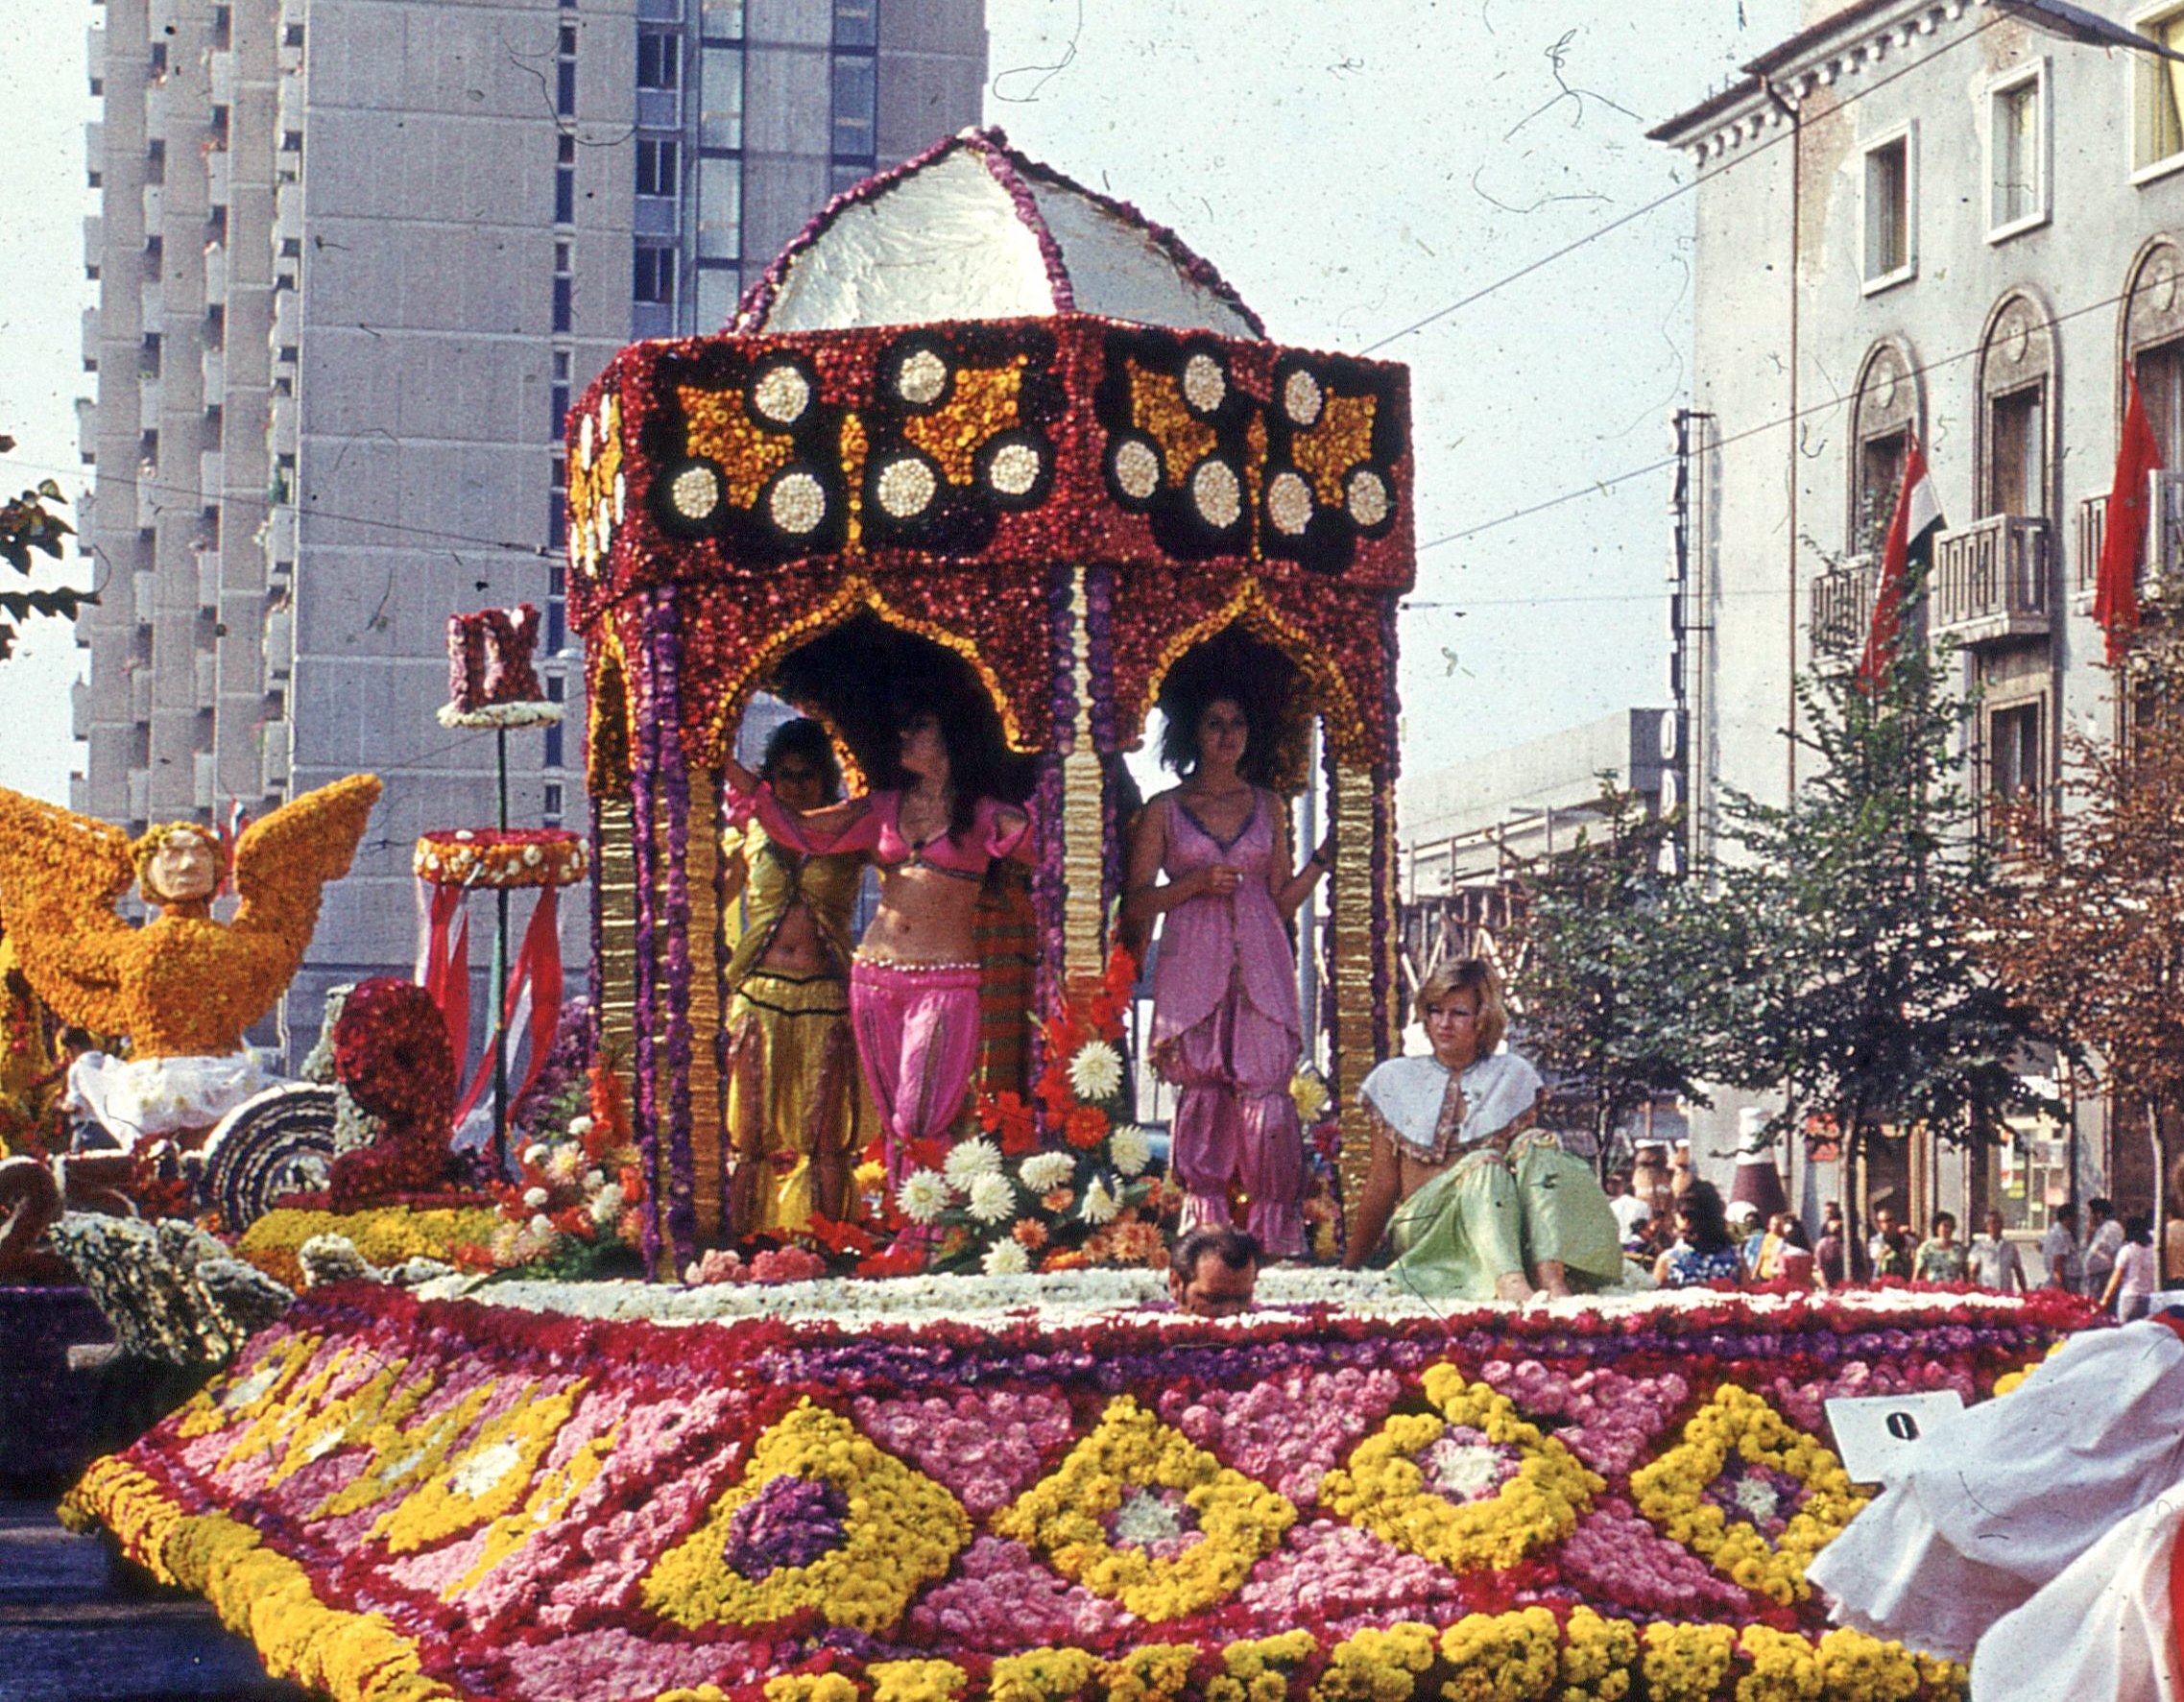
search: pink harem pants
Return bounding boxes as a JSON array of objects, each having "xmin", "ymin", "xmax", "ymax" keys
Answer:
[
  {"xmin": 850, "ymin": 957, "xmax": 982, "ymax": 1185},
  {"xmin": 1159, "ymin": 986, "xmax": 1306, "ymax": 1259}
]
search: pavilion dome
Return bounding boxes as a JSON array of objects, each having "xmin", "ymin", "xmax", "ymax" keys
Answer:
[{"xmin": 733, "ymin": 127, "xmax": 1264, "ymax": 341}]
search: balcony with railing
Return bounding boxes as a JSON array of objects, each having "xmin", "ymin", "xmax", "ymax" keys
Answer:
[
  {"xmin": 1929, "ymin": 514, "xmax": 2051, "ymax": 645},
  {"xmin": 2077, "ymin": 469, "xmax": 2184, "ymax": 601},
  {"xmin": 1810, "ymin": 556, "xmax": 1876, "ymax": 657}
]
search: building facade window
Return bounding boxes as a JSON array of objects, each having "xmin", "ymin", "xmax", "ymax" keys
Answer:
[
  {"xmin": 636, "ymin": 136, "xmax": 679, "ymax": 198},
  {"xmin": 2132, "ymin": 6, "xmax": 2184, "ymax": 179},
  {"xmin": 145, "ymin": 138, "xmax": 165, "ymax": 184},
  {"xmin": 1861, "ymin": 125, "xmax": 1916, "ymax": 292},
  {"xmin": 635, "ymin": 243, "xmax": 676, "ymax": 302},
  {"xmin": 830, "ymin": 54, "xmax": 876, "ymax": 163},
  {"xmin": 2124, "ymin": 242, "xmax": 2184, "ymax": 471},
  {"xmin": 558, "ymin": 24, "xmax": 578, "ymax": 115},
  {"xmin": 703, "ymin": 0, "xmax": 743, "ymax": 37},
  {"xmin": 701, "ymin": 46, "xmax": 743, "ymax": 150},
  {"xmin": 638, "ymin": 29, "xmax": 681, "ymax": 88},
  {"xmin": 834, "ymin": 0, "xmax": 876, "ymax": 48},
  {"xmin": 1848, "ymin": 340, "xmax": 1920, "ymax": 558},
  {"xmin": 1987, "ymin": 61, "xmax": 2048, "ymax": 239},
  {"xmin": 1975, "ymin": 292, "xmax": 2057, "ymax": 519}
]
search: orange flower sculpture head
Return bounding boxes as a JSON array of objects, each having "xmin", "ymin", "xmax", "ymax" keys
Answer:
[{"xmin": 132, "ymin": 823, "xmax": 228, "ymax": 910}]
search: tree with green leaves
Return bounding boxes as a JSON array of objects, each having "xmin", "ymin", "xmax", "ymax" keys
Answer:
[
  {"xmin": 1686, "ymin": 638, "xmax": 2049, "ymax": 1244},
  {"xmin": 0, "ymin": 437, "xmax": 91, "ymax": 660},
  {"xmin": 1507, "ymin": 780, "xmax": 1714, "ymax": 1179}
]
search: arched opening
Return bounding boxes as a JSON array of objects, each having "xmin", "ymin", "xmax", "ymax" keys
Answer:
[
  {"xmin": 2124, "ymin": 237, "xmax": 2184, "ymax": 467},
  {"xmin": 1974, "ymin": 290, "xmax": 2057, "ymax": 521},
  {"xmin": 1847, "ymin": 339, "xmax": 1923, "ymax": 560}
]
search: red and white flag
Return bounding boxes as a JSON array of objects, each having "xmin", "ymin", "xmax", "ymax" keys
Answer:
[
  {"xmin": 1857, "ymin": 433, "xmax": 1946, "ymax": 690},
  {"xmin": 452, "ymin": 882, "xmax": 564, "ymax": 1131},
  {"xmin": 2096, "ymin": 370, "xmax": 2164, "ymax": 666}
]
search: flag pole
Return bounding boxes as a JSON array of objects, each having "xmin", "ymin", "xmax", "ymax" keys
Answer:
[{"xmin": 492, "ymin": 726, "xmax": 511, "ymax": 1176}]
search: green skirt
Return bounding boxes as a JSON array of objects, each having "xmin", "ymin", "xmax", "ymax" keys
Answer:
[{"xmin": 1388, "ymin": 1133, "xmax": 1627, "ymax": 1301}]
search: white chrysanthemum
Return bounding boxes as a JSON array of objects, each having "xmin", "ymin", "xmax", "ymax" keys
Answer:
[
  {"xmin": 944, "ymin": 1139, "xmax": 1004, "ymax": 1189},
  {"xmin": 1019, "ymin": 1151, "xmax": 1076, "ymax": 1193},
  {"xmin": 521, "ymin": 1144, "xmax": 548, "ymax": 1168},
  {"xmin": 896, "ymin": 1168, "xmax": 949, "ymax": 1225},
  {"xmin": 567, "ymin": 1115, "xmax": 595, "ymax": 1139},
  {"xmin": 582, "ymin": 1169, "xmax": 606, "ymax": 1192},
  {"xmin": 522, "ymin": 1186, "xmax": 550, "ymax": 1210},
  {"xmin": 546, "ymin": 1145, "xmax": 586, "ymax": 1186},
  {"xmin": 1068, "ymin": 1040, "xmax": 1124, "ymax": 1103},
  {"xmin": 1107, "ymin": 1124, "xmax": 1153, "ymax": 1179},
  {"xmin": 589, "ymin": 1190, "xmax": 621, "ymax": 1226},
  {"xmin": 528, "ymin": 1213, "xmax": 555, "ymax": 1237},
  {"xmin": 966, "ymin": 1171, "xmax": 1017, "ymax": 1224},
  {"xmin": 982, "ymin": 1238, "xmax": 1030, "ymax": 1276},
  {"xmin": 1079, "ymin": 1177, "xmax": 1120, "ymax": 1226}
]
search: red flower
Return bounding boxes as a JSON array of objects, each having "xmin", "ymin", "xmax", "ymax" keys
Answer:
[
  {"xmin": 1064, "ymin": 1105, "xmax": 1108, "ymax": 1150},
  {"xmin": 984, "ymin": 1092, "xmax": 1038, "ymax": 1155}
]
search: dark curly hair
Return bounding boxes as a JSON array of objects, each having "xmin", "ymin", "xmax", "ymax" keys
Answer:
[
  {"xmin": 1155, "ymin": 629, "xmax": 1293, "ymax": 789},
  {"xmin": 1676, "ymin": 1180, "xmax": 1738, "ymax": 1256},
  {"xmin": 759, "ymin": 717, "xmax": 843, "ymax": 803}
]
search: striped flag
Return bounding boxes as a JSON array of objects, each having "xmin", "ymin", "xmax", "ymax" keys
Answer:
[{"xmin": 1857, "ymin": 434, "xmax": 1945, "ymax": 690}]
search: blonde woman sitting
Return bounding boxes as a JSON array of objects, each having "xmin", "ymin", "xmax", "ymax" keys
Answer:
[{"xmin": 1344, "ymin": 957, "xmax": 1623, "ymax": 1303}]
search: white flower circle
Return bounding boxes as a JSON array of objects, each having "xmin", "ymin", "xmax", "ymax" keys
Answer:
[
  {"xmin": 1190, "ymin": 459, "xmax": 1242, "ymax": 529},
  {"xmin": 1113, "ymin": 438, "xmax": 1162, "ymax": 501},
  {"xmin": 981, "ymin": 1238, "xmax": 1030, "ymax": 1276},
  {"xmin": 1068, "ymin": 1040, "xmax": 1124, "ymax": 1103},
  {"xmin": 1346, "ymin": 467, "xmax": 1392, "ymax": 527},
  {"xmin": 1428, "ymin": 1440, "xmax": 1507, "ymax": 1502},
  {"xmin": 1266, "ymin": 470, "xmax": 1313, "ymax": 537},
  {"xmin": 1018, "ymin": 1151, "xmax": 1075, "ymax": 1193},
  {"xmin": 896, "ymin": 1167, "xmax": 949, "ymax": 1224},
  {"xmin": 1283, "ymin": 368, "xmax": 1325, "ymax": 427},
  {"xmin": 944, "ymin": 1138, "xmax": 1004, "ymax": 1189},
  {"xmin": 1107, "ymin": 1124, "xmax": 1153, "ymax": 1179},
  {"xmin": 1111, "ymin": 1486, "xmax": 1187, "ymax": 1546},
  {"xmin": 966, "ymin": 1170, "xmax": 1018, "ymax": 1224},
  {"xmin": 1732, "ymin": 1474, "xmax": 1783, "ymax": 1523},
  {"xmin": 985, "ymin": 439, "xmax": 1043, "ymax": 498},
  {"xmin": 1182, "ymin": 351, "xmax": 1227, "ymax": 414},
  {"xmin": 768, "ymin": 469, "xmax": 828, "ymax": 535},
  {"xmin": 669, "ymin": 462, "xmax": 722, "ymax": 520},
  {"xmin": 875, "ymin": 455, "xmax": 937, "ymax": 518},
  {"xmin": 896, "ymin": 348, "xmax": 949, "ymax": 405},
  {"xmin": 752, "ymin": 363, "xmax": 810, "ymax": 425}
]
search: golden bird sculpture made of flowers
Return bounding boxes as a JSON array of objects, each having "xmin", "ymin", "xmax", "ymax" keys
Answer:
[{"xmin": 0, "ymin": 775, "xmax": 381, "ymax": 1060}]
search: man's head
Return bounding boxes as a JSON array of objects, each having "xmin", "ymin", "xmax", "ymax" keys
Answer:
[
  {"xmin": 2090, "ymin": 1197, "xmax": 2114, "ymax": 1225},
  {"xmin": 1168, "ymin": 1225, "xmax": 1260, "ymax": 1318},
  {"xmin": 1874, "ymin": 1208, "xmax": 1898, "ymax": 1236},
  {"xmin": 1983, "ymin": 1211, "xmax": 2005, "ymax": 1239},
  {"xmin": 132, "ymin": 822, "xmax": 225, "ymax": 906}
]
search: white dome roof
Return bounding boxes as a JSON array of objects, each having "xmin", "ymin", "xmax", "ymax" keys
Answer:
[{"xmin": 735, "ymin": 128, "xmax": 1263, "ymax": 341}]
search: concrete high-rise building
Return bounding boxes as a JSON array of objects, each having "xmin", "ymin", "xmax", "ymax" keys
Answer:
[{"xmin": 75, "ymin": 0, "xmax": 986, "ymax": 1057}]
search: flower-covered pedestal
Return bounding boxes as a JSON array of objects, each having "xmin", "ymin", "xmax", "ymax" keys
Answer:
[{"xmin": 60, "ymin": 1282, "xmax": 2096, "ymax": 1702}]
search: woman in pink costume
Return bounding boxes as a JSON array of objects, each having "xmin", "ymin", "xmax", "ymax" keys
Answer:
[
  {"xmin": 1123, "ymin": 669, "xmax": 1330, "ymax": 1258},
  {"xmin": 724, "ymin": 696, "xmax": 1031, "ymax": 1187}
]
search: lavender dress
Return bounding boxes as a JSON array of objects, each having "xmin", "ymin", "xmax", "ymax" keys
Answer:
[{"xmin": 1148, "ymin": 790, "xmax": 1306, "ymax": 1257}]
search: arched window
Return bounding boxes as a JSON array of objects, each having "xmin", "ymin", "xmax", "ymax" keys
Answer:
[
  {"xmin": 1974, "ymin": 291, "xmax": 2056, "ymax": 519},
  {"xmin": 2124, "ymin": 238, "xmax": 2184, "ymax": 467},
  {"xmin": 1848, "ymin": 339, "xmax": 1921, "ymax": 559}
]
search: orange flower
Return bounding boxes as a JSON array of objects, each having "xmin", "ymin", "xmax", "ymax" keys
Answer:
[
  {"xmin": 983, "ymin": 1091, "xmax": 1039, "ymax": 1155},
  {"xmin": 1064, "ymin": 1105, "xmax": 1109, "ymax": 1150},
  {"xmin": 1042, "ymin": 1187, "xmax": 1075, "ymax": 1214},
  {"xmin": 1042, "ymin": 1249, "xmax": 1090, "ymax": 1272},
  {"xmin": 1013, "ymin": 1218, "xmax": 1048, "ymax": 1251}
]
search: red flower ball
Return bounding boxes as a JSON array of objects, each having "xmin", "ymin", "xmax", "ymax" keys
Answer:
[{"xmin": 332, "ymin": 977, "xmax": 458, "ymax": 1132}]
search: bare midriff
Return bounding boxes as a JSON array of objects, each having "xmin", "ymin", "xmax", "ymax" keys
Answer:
[
  {"xmin": 758, "ymin": 894, "xmax": 833, "ymax": 976},
  {"xmin": 855, "ymin": 865, "xmax": 984, "ymax": 967}
]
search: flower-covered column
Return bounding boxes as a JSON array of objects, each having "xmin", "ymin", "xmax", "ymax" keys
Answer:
[
  {"xmin": 1057, "ymin": 566, "xmax": 1107, "ymax": 996},
  {"xmin": 1328, "ymin": 755, "xmax": 1396, "ymax": 1231}
]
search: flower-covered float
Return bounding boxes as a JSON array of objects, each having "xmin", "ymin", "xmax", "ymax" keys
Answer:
[{"xmin": 50, "ymin": 130, "xmax": 2111, "ymax": 1702}]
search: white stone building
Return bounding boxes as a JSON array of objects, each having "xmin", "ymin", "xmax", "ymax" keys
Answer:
[{"xmin": 1651, "ymin": 0, "xmax": 2184, "ymax": 1227}]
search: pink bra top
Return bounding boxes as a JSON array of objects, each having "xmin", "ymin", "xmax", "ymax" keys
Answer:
[{"xmin": 738, "ymin": 785, "xmax": 1030, "ymax": 881}]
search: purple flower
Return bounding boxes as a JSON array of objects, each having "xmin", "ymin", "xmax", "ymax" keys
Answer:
[{"xmin": 723, "ymin": 1475, "xmax": 849, "ymax": 1579}]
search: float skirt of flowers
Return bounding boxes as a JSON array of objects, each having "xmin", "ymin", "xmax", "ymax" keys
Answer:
[{"xmin": 61, "ymin": 1284, "xmax": 2095, "ymax": 1702}]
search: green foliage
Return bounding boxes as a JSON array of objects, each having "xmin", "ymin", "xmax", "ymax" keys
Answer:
[
  {"xmin": 1687, "ymin": 642, "xmax": 2049, "ymax": 1165},
  {"xmin": 1508, "ymin": 779, "xmax": 1714, "ymax": 1172},
  {"xmin": 0, "ymin": 433, "xmax": 94, "ymax": 660}
]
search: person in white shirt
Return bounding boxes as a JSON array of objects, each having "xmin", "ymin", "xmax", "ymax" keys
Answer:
[
  {"xmin": 1606, "ymin": 1173, "xmax": 1651, "ymax": 1245},
  {"xmin": 2083, "ymin": 1198, "xmax": 2124, "ymax": 1301},
  {"xmin": 2101, "ymin": 1214, "xmax": 2160, "ymax": 1322},
  {"xmin": 1966, "ymin": 1211, "xmax": 2026, "ymax": 1293},
  {"xmin": 2039, "ymin": 1204, "xmax": 2081, "ymax": 1293}
]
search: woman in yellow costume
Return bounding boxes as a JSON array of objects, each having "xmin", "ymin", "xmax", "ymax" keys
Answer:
[{"xmin": 721, "ymin": 720, "xmax": 866, "ymax": 1234}]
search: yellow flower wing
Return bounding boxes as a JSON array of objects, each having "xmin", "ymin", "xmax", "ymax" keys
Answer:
[{"xmin": 0, "ymin": 784, "xmax": 138, "ymax": 1034}]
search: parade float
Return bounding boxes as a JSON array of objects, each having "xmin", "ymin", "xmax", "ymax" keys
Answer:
[{"xmin": 25, "ymin": 130, "xmax": 2107, "ymax": 1700}]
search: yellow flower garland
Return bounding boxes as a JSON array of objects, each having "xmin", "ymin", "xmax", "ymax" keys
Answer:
[
  {"xmin": 641, "ymin": 1399, "xmax": 971, "ymax": 1633},
  {"xmin": 1561, "ymin": 1607, "xmax": 1639, "ymax": 1702},
  {"xmin": 1629, "ymin": 1387, "xmax": 1866, "ymax": 1607},
  {"xmin": 1309, "ymin": 1622, "xmax": 1440, "ymax": 1702},
  {"xmin": 1641, "ymin": 1624, "xmax": 1739, "ymax": 1702},
  {"xmin": 988, "ymin": 1647, "xmax": 1103, "ymax": 1702},
  {"xmin": 1210, "ymin": 1633, "xmax": 1320, "ymax": 1702},
  {"xmin": 234, "ymin": 1206, "xmax": 502, "ymax": 1289},
  {"xmin": 992, "ymin": 1396, "xmax": 1297, "ymax": 1622},
  {"xmin": 1435, "ymin": 1607, "xmax": 1561, "ymax": 1702},
  {"xmin": 1316, "ymin": 1364, "xmax": 1602, "ymax": 1573},
  {"xmin": 868, "ymin": 1661, "xmax": 971, "ymax": 1702}
]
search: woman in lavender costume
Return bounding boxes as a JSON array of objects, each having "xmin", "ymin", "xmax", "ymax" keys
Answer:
[{"xmin": 1122, "ymin": 658, "xmax": 1329, "ymax": 1259}]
